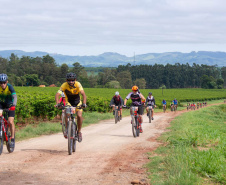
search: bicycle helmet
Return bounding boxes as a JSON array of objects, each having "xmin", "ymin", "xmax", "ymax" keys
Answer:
[
  {"xmin": 61, "ymin": 92, "xmax": 65, "ymax": 98},
  {"xmin": 115, "ymin": 91, "xmax": 119, "ymax": 96},
  {"xmin": 66, "ymin": 73, "xmax": 76, "ymax": 80},
  {"xmin": 0, "ymin": 74, "xmax": 8, "ymax": 82},
  {"xmin": 149, "ymin": 92, "xmax": 152, "ymax": 95},
  {"xmin": 132, "ymin": 85, "xmax": 138, "ymax": 91}
]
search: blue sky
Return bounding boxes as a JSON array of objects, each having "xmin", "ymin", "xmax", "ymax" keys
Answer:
[{"xmin": 0, "ymin": 0, "xmax": 226, "ymax": 56}]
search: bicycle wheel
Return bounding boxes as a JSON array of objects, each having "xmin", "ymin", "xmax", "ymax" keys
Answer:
[
  {"xmin": 6, "ymin": 133, "xmax": 15, "ymax": 153},
  {"xmin": 149, "ymin": 110, "xmax": 152, "ymax": 123},
  {"xmin": 135, "ymin": 118, "xmax": 140, "ymax": 137},
  {"xmin": 68, "ymin": 120, "xmax": 73, "ymax": 155},
  {"xmin": 61, "ymin": 112, "xmax": 66, "ymax": 135},
  {"xmin": 72, "ymin": 121, "xmax": 77, "ymax": 152},
  {"xmin": 131, "ymin": 117, "xmax": 136, "ymax": 138},
  {"xmin": 115, "ymin": 110, "xmax": 118, "ymax": 124},
  {"xmin": 0, "ymin": 123, "xmax": 3, "ymax": 155}
]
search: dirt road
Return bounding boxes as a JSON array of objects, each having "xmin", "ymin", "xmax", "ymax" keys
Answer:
[{"xmin": 0, "ymin": 108, "xmax": 201, "ymax": 185}]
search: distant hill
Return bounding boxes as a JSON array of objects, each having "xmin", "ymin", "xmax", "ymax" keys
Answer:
[{"xmin": 0, "ymin": 50, "xmax": 225, "ymax": 67}]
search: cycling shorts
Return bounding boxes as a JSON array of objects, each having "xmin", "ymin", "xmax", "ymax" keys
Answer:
[{"xmin": 0, "ymin": 103, "xmax": 15, "ymax": 117}]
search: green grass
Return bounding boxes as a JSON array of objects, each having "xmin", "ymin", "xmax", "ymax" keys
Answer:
[
  {"xmin": 147, "ymin": 104, "xmax": 226, "ymax": 185},
  {"xmin": 16, "ymin": 109, "xmax": 131, "ymax": 141}
]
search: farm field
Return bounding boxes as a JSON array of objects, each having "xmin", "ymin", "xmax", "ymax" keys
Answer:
[{"xmin": 14, "ymin": 87, "xmax": 226, "ymax": 123}]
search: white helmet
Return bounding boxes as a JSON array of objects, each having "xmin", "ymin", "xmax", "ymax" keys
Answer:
[
  {"xmin": 115, "ymin": 91, "xmax": 119, "ymax": 96},
  {"xmin": 61, "ymin": 92, "xmax": 65, "ymax": 98}
]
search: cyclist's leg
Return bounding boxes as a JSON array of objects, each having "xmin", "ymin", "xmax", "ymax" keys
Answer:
[
  {"xmin": 8, "ymin": 117, "xmax": 15, "ymax": 139},
  {"xmin": 152, "ymin": 107, "xmax": 154, "ymax": 118},
  {"xmin": 8, "ymin": 110, "xmax": 15, "ymax": 139}
]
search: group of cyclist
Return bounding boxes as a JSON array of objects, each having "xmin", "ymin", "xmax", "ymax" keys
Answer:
[
  {"xmin": 0, "ymin": 71, "xmax": 211, "ymax": 152},
  {"xmin": 110, "ymin": 86, "xmax": 158, "ymax": 133},
  {"xmin": 187, "ymin": 102, "xmax": 207, "ymax": 110}
]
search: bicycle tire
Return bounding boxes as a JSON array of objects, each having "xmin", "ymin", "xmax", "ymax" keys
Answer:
[
  {"xmin": 149, "ymin": 110, "xmax": 152, "ymax": 123},
  {"xmin": 135, "ymin": 118, "xmax": 140, "ymax": 137},
  {"xmin": 68, "ymin": 120, "xmax": 73, "ymax": 155},
  {"xmin": 131, "ymin": 117, "xmax": 136, "ymax": 138},
  {"xmin": 72, "ymin": 119, "xmax": 77, "ymax": 152},
  {"xmin": 0, "ymin": 122, "xmax": 3, "ymax": 155},
  {"xmin": 6, "ymin": 133, "xmax": 15, "ymax": 153},
  {"xmin": 61, "ymin": 112, "xmax": 66, "ymax": 135},
  {"xmin": 115, "ymin": 109, "xmax": 118, "ymax": 124}
]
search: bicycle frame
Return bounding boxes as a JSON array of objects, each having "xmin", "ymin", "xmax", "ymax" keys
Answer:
[{"xmin": 0, "ymin": 109, "xmax": 14, "ymax": 154}]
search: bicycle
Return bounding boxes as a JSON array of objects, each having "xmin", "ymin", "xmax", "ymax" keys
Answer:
[
  {"xmin": 162, "ymin": 105, "xmax": 166, "ymax": 113},
  {"xmin": 111, "ymin": 105, "xmax": 120, "ymax": 124},
  {"xmin": 171, "ymin": 104, "xmax": 174, "ymax": 112},
  {"xmin": 146, "ymin": 105, "xmax": 154, "ymax": 123},
  {"xmin": 57, "ymin": 105, "xmax": 86, "ymax": 155},
  {"xmin": 0, "ymin": 109, "xmax": 15, "ymax": 155},
  {"xmin": 124, "ymin": 106, "xmax": 141, "ymax": 138}
]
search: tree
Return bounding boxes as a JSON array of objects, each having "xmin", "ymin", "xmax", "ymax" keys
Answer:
[
  {"xmin": 216, "ymin": 79, "xmax": 224, "ymax": 89},
  {"xmin": 134, "ymin": 78, "xmax": 146, "ymax": 89},
  {"xmin": 117, "ymin": 71, "xmax": 132, "ymax": 89},
  {"xmin": 105, "ymin": 81, "xmax": 121, "ymax": 89},
  {"xmin": 71, "ymin": 62, "xmax": 84, "ymax": 78}
]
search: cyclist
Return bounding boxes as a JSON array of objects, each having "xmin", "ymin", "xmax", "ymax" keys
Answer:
[
  {"xmin": 123, "ymin": 86, "xmax": 145, "ymax": 133},
  {"xmin": 170, "ymin": 101, "xmax": 174, "ymax": 111},
  {"xmin": 59, "ymin": 92, "xmax": 66, "ymax": 106},
  {"xmin": 162, "ymin": 99, "xmax": 167, "ymax": 111},
  {"xmin": 110, "ymin": 91, "xmax": 123, "ymax": 120},
  {"xmin": 173, "ymin": 98, "xmax": 178, "ymax": 110},
  {"xmin": 0, "ymin": 74, "xmax": 17, "ymax": 148},
  {"xmin": 146, "ymin": 92, "xmax": 156, "ymax": 120},
  {"xmin": 55, "ymin": 72, "xmax": 87, "ymax": 142}
]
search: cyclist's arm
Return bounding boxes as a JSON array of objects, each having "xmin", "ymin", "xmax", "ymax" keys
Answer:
[
  {"xmin": 140, "ymin": 93, "xmax": 145, "ymax": 102},
  {"xmin": 110, "ymin": 98, "xmax": 114, "ymax": 106},
  {"xmin": 55, "ymin": 92, "xmax": 61, "ymax": 104},
  {"xmin": 124, "ymin": 98, "xmax": 127, "ymax": 106},
  {"xmin": 120, "ymin": 97, "xmax": 124, "ymax": 106},
  {"xmin": 12, "ymin": 94, "xmax": 17, "ymax": 106},
  {"xmin": 80, "ymin": 90, "xmax": 86, "ymax": 104}
]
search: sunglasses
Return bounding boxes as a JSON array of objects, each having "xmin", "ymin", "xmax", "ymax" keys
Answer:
[
  {"xmin": 0, "ymin": 82, "xmax": 7, "ymax": 84},
  {"xmin": 67, "ymin": 80, "xmax": 75, "ymax": 82}
]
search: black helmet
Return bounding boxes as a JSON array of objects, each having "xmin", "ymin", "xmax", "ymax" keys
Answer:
[
  {"xmin": 149, "ymin": 92, "xmax": 152, "ymax": 95},
  {"xmin": 66, "ymin": 73, "xmax": 76, "ymax": 80},
  {"xmin": 0, "ymin": 74, "xmax": 8, "ymax": 82}
]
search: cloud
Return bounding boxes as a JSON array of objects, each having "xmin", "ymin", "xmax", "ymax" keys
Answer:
[{"xmin": 0, "ymin": 0, "xmax": 226, "ymax": 55}]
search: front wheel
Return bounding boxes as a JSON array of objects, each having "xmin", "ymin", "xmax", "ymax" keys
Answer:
[
  {"xmin": 149, "ymin": 110, "xmax": 152, "ymax": 123},
  {"xmin": 72, "ymin": 120, "xmax": 77, "ymax": 152},
  {"xmin": 135, "ymin": 117, "xmax": 140, "ymax": 137},
  {"xmin": 68, "ymin": 120, "xmax": 73, "ymax": 155},
  {"xmin": 6, "ymin": 132, "xmax": 15, "ymax": 153},
  {"xmin": 131, "ymin": 117, "xmax": 136, "ymax": 138},
  {"xmin": 115, "ymin": 110, "xmax": 118, "ymax": 124}
]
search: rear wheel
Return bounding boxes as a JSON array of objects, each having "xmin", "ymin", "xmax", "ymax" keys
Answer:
[
  {"xmin": 131, "ymin": 117, "xmax": 136, "ymax": 138},
  {"xmin": 61, "ymin": 112, "xmax": 66, "ymax": 136},
  {"xmin": 0, "ymin": 123, "xmax": 4, "ymax": 155},
  {"xmin": 68, "ymin": 120, "xmax": 73, "ymax": 155}
]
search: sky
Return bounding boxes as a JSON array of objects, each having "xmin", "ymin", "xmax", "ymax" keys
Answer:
[{"xmin": 0, "ymin": 0, "xmax": 226, "ymax": 57}]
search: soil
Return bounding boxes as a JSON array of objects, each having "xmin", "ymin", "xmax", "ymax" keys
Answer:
[{"xmin": 0, "ymin": 104, "xmax": 222, "ymax": 185}]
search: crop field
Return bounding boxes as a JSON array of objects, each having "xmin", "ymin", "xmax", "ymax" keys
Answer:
[{"xmin": 14, "ymin": 87, "xmax": 226, "ymax": 123}]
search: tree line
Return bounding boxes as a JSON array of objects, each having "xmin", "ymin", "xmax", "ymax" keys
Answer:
[{"xmin": 0, "ymin": 53, "xmax": 225, "ymax": 89}]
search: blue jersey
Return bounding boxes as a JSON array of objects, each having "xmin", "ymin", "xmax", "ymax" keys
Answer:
[
  {"xmin": 173, "ymin": 100, "xmax": 178, "ymax": 105},
  {"xmin": 162, "ymin": 100, "xmax": 166, "ymax": 105}
]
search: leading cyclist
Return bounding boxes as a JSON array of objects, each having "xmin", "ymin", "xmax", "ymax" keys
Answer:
[
  {"xmin": 0, "ymin": 74, "xmax": 17, "ymax": 148},
  {"xmin": 123, "ymin": 86, "xmax": 146, "ymax": 133},
  {"xmin": 55, "ymin": 73, "xmax": 87, "ymax": 142}
]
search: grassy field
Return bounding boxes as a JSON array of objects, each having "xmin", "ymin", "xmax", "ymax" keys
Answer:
[{"xmin": 147, "ymin": 103, "xmax": 226, "ymax": 184}]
